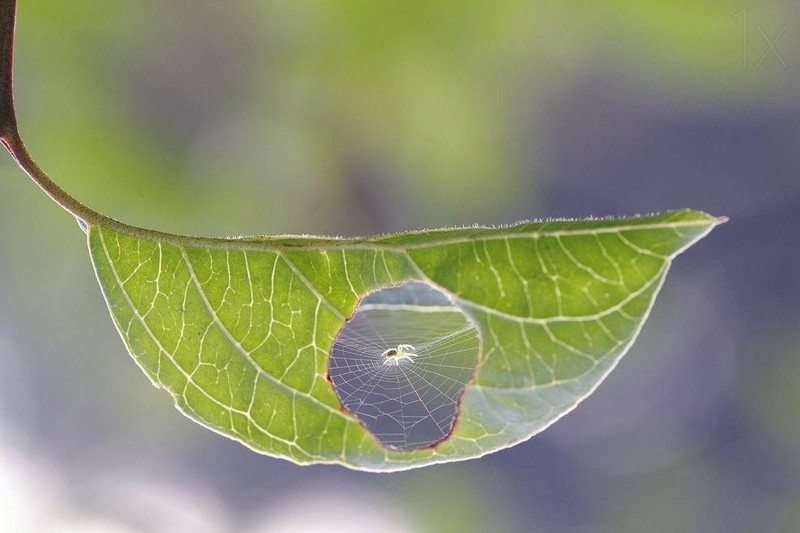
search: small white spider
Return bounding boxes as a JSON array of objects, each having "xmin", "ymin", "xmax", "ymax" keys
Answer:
[{"xmin": 381, "ymin": 344, "xmax": 418, "ymax": 366}]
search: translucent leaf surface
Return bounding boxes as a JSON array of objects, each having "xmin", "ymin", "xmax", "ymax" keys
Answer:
[{"xmin": 88, "ymin": 209, "xmax": 722, "ymax": 471}]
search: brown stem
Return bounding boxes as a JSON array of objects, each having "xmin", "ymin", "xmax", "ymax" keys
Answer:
[
  {"xmin": 0, "ymin": 0, "xmax": 115, "ymax": 227},
  {"xmin": 0, "ymin": 1, "xmax": 288, "ymax": 248},
  {"xmin": 0, "ymin": 3, "xmax": 273, "ymax": 251},
  {"xmin": 0, "ymin": 0, "xmax": 18, "ymax": 136}
]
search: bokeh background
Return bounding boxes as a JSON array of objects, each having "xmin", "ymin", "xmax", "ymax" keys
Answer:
[{"xmin": 1, "ymin": 1, "xmax": 798, "ymax": 531}]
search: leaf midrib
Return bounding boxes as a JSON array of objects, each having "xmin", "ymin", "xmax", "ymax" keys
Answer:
[{"xmin": 92, "ymin": 217, "xmax": 715, "ymax": 253}]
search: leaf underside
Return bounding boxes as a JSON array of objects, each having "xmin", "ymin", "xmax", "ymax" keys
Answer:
[{"xmin": 87, "ymin": 209, "xmax": 720, "ymax": 472}]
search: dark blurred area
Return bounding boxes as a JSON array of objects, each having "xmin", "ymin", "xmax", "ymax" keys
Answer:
[{"xmin": 1, "ymin": 1, "xmax": 798, "ymax": 531}]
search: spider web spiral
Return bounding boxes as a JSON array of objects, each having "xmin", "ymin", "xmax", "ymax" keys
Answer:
[{"xmin": 329, "ymin": 282, "xmax": 480, "ymax": 451}]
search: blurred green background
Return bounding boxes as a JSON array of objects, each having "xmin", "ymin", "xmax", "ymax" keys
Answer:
[{"xmin": 1, "ymin": 1, "xmax": 799, "ymax": 531}]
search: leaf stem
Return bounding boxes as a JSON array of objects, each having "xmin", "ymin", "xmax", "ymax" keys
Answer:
[
  {"xmin": 0, "ymin": 0, "xmax": 16, "ymax": 136},
  {"xmin": 0, "ymin": 0, "xmax": 368, "ymax": 248},
  {"xmin": 0, "ymin": 0, "xmax": 120, "ymax": 228}
]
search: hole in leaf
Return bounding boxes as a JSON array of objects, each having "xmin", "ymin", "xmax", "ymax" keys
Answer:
[{"xmin": 329, "ymin": 282, "xmax": 481, "ymax": 451}]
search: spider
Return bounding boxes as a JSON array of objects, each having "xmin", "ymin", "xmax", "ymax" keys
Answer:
[{"xmin": 381, "ymin": 344, "xmax": 418, "ymax": 366}]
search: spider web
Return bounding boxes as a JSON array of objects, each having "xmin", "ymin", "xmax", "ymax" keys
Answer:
[{"xmin": 329, "ymin": 282, "xmax": 480, "ymax": 451}]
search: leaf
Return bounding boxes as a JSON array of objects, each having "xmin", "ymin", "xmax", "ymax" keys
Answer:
[{"xmin": 86, "ymin": 209, "xmax": 722, "ymax": 471}]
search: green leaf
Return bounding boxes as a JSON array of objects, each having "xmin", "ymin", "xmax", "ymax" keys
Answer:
[{"xmin": 87, "ymin": 209, "xmax": 722, "ymax": 472}]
